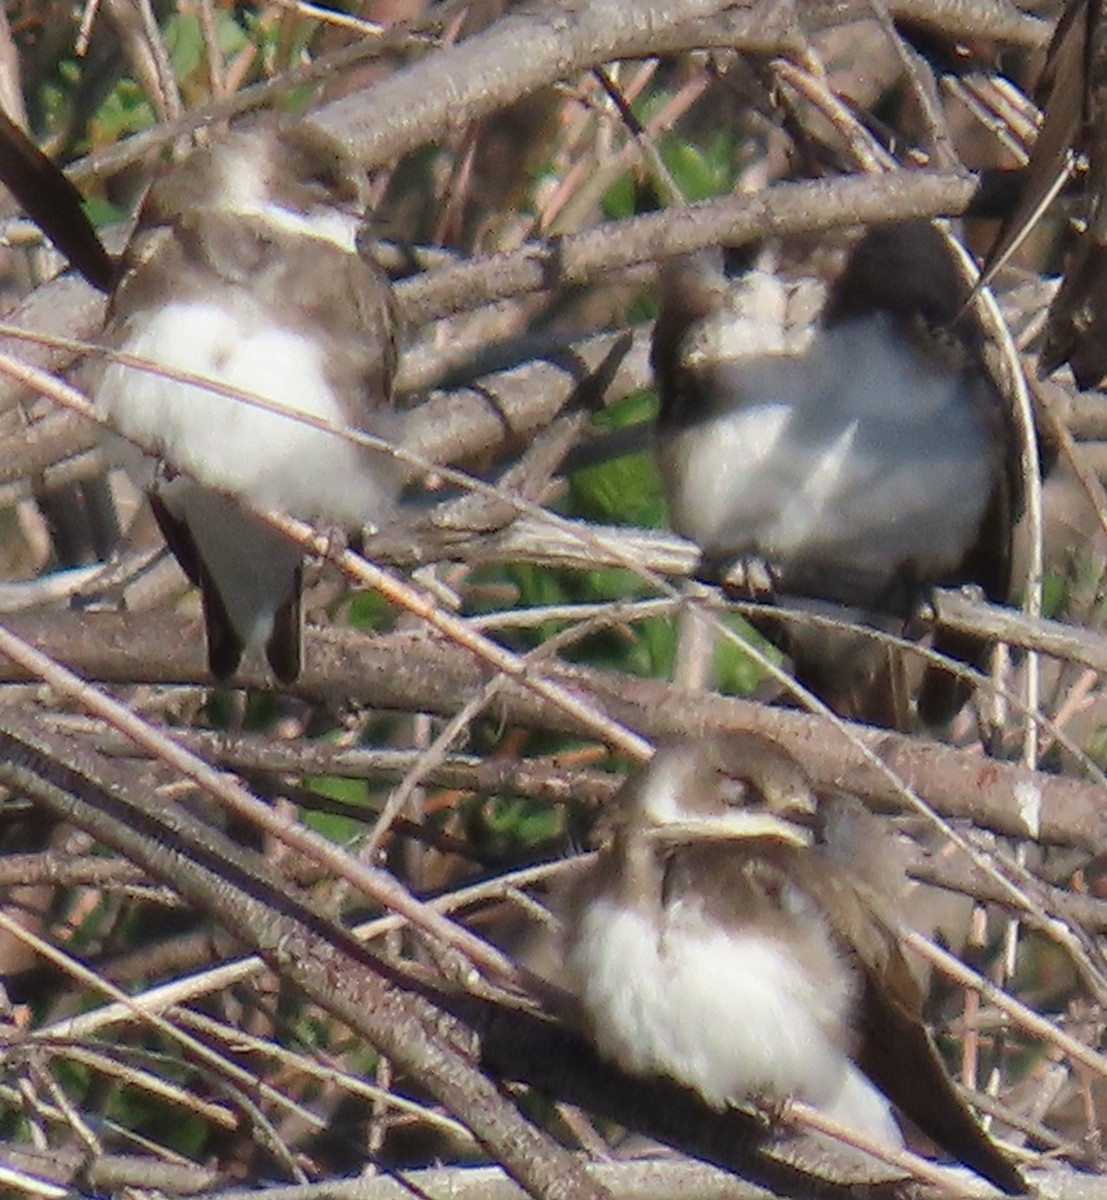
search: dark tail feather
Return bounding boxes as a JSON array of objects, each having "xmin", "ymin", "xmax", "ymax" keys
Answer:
[
  {"xmin": 200, "ymin": 572, "xmax": 244, "ymax": 682},
  {"xmin": 149, "ymin": 493, "xmax": 203, "ymax": 588},
  {"xmin": 150, "ymin": 492, "xmax": 243, "ymax": 680},
  {"xmin": 916, "ymin": 628, "xmax": 986, "ymax": 726},
  {"xmin": 858, "ymin": 980, "xmax": 1026, "ymax": 1194},
  {"xmin": 265, "ymin": 565, "xmax": 302, "ymax": 684},
  {"xmin": 782, "ymin": 621, "xmax": 908, "ymax": 730}
]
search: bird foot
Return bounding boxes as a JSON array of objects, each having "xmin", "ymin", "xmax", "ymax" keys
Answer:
[
  {"xmin": 308, "ymin": 526, "xmax": 352, "ymax": 577},
  {"xmin": 718, "ymin": 555, "xmax": 778, "ymax": 601},
  {"xmin": 745, "ymin": 1094, "xmax": 787, "ymax": 1132}
]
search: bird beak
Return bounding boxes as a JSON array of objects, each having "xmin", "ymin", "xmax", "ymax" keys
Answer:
[{"xmin": 646, "ymin": 808, "xmax": 813, "ymax": 848}]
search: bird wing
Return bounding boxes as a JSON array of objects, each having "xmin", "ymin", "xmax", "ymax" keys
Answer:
[{"xmin": 804, "ymin": 867, "xmax": 1026, "ymax": 1194}]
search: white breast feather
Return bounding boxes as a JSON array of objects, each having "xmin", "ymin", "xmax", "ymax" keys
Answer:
[
  {"xmin": 97, "ymin": 301, "xmax": 394, "ymax": 530},
  {"xmin": 568, "ymin": 893, "xmax": 858, "ymax": 1113},
  {"xmin": 665, "ymin": 313, "xmax": 994, "ymax": 579}
]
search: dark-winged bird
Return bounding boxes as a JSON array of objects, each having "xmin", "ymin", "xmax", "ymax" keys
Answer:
[
  {"xmin": 93, "ymin": 118, "xmax": 399, "ymax": 682},
  {"xmin": 652, "ymin": 222, "xmax": 1018, "ymax": 725},
  {"xmin": 564, "ymin": 735, "xmax": 1025, "ymax": 1192}
]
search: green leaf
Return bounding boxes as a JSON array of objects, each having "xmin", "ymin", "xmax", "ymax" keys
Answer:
[
  {"xmin": 164, "ymin": 14, "xmax": 205, "ymax": 81},
  {"xmin": 569, "ymin": 391, "xmax": 663, "ymax": 526},
  {"xmin": 713, "ymin": 613, "xmax": 780, "ymax": 695},
  {"xmin": 346, "ymin": 588, "xmax": 393, "ymax": 629},
  {"xmin": 92, "ymin": 80, "xmax": 155, "ymax": 141},
  {"xmin": 662, "ymin": 138, "xmax": 729, "ymax": 202},
  {"xmin": 82, "ymin": 195, "xmax": 126, "ymax": 228},
  {"xmin": 304, "ymin": 775, "xmax": 371, "ymax": 842},
  {"xmin": 465, "ymin": 793, "xmax": 563, "ymax": 854},
  {"xmin": 570, "ymin": 450, "xmax": 663, "ymax": 527},
  {"xmin": 601, "ymin": 172, "xmax": 637, "ymax": 220}
]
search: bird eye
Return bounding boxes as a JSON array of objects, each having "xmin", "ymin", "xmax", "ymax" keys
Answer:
[
  {"xmin": 305, "ymin": 166, "xmax": 340, "ymax": 196},
  {"xmin": 717, "ymin": 775, "xmax": 751, "ymax": 809}
]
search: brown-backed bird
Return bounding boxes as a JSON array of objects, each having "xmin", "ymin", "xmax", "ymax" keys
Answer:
[
  {"xmin": 564, "ymin": 735, "xmax": 1025, "ymax": 1192},
  {"xmin": 652, "ymin": 222, "xmax": 1018, "ymax": 725},
  {"xmin": 94, "ymin": 118, "xmax": 399, "ymax": 682}
]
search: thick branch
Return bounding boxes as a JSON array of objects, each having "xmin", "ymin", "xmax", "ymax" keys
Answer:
[
  {"xmin": 395, "ymin": 172, "xmax": 976, "ymax": 325},
  {"xmin": 310, "ymin": 0, "xmax": 1045, "ymax": 168},
  {"xmin": 1, "ymin": 610, "xmax": 1102, "ymax": 850}
]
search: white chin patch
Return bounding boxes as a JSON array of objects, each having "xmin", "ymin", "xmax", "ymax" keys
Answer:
[{"xmin": 234, "ymin": 200, "xmax": 361, "ymax": 252}]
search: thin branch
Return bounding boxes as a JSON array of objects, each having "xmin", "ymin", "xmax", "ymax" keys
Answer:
[
  {"xmin": 0, "ymin": 711, "xmax": 611, "ymax": 1200},
  {"xmin": 930, "ymin": 589, "xmax": 1107, "ymax": 674}
]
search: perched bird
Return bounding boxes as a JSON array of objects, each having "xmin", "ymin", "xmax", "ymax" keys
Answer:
[
  {"xmin": 93, "ymin": 118, "xmax": 400, "ymax": 682},
  {"xmin": 652, "ymin": 222, "xmax": 1018, "ymax": 725},
  {"xmin": 564, "ymin": 736, "xmax": 1025, "ymax": 1193}
]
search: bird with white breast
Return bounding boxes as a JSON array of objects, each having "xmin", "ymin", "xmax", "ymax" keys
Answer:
[
  {"xmin": 94, "ymin": 117, "xmax": 399, "ymax": 683},
  {"xmin": 564, "ymin": 734, "xmax": 1025, "ymax": 1193},
  {"xmin": 651, "ymin": 222, "xmax": 1020, "ymax": 725}
]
